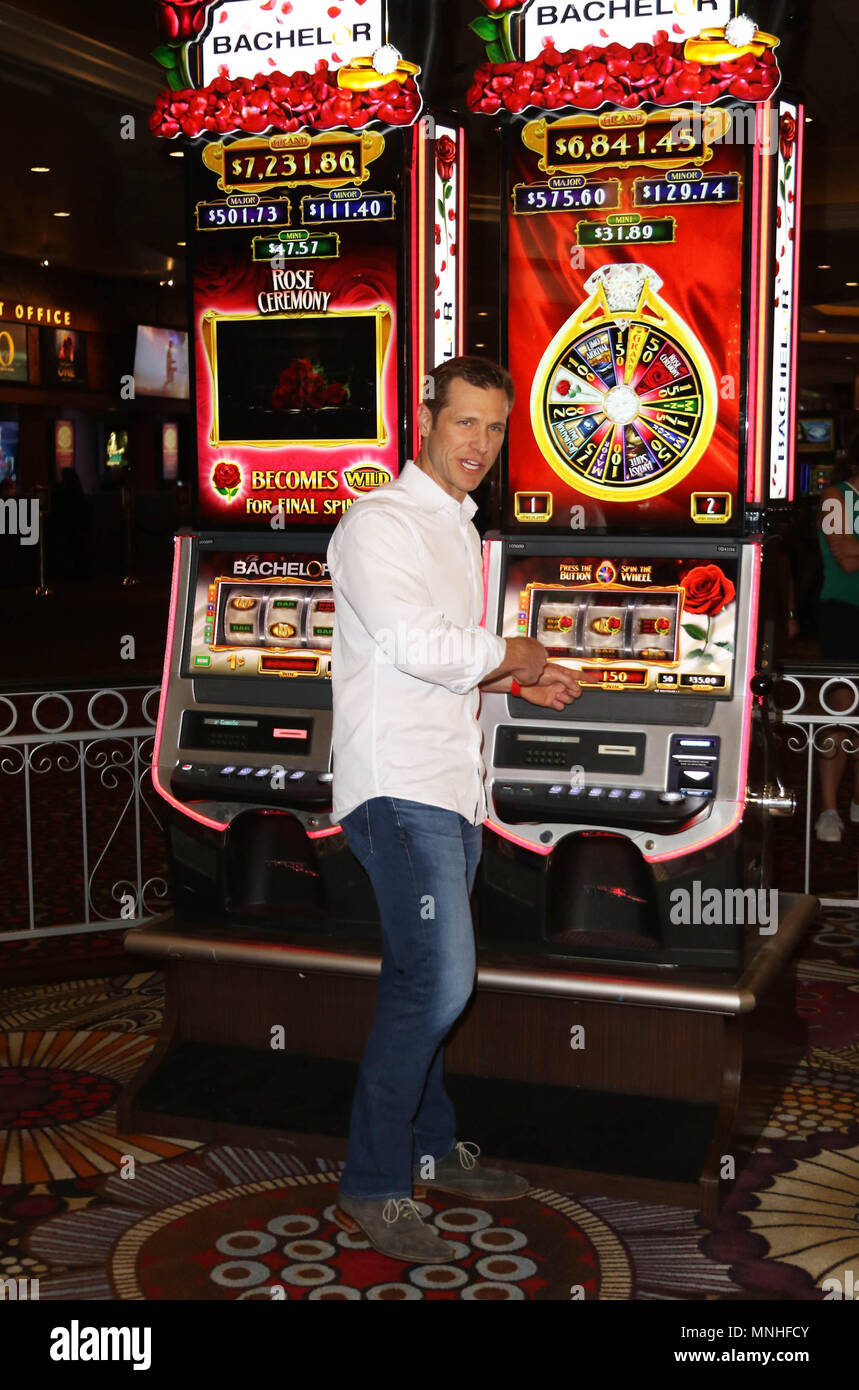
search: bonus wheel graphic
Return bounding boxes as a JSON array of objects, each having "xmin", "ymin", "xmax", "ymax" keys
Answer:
[{"xmin": 530, "ymin": 264, "xmax": 717, "ymax": 502}]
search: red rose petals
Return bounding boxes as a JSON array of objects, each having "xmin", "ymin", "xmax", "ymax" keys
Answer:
[
  {"xmin": 466, "ymin": 37, "xmax": 779, "ymax": 116},
  {"xmin": 151, "ymin": 60, "xmax": 421, "ymax": 139}
]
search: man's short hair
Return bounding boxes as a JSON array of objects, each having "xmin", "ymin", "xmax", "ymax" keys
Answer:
[{"xmin": 423, "ymin": 356, "xmax": 515, "ymax": 423}]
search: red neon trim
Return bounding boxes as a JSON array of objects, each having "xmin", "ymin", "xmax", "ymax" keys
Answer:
[
  {"xmin": 151, "ymin": 536, "xmax": 230, "ymax": 832},
  {"xmin": 748, "ymin": 106, "xmax": 769, "ymax": 505},
  {"xmin": 483, "ymin": 817, "xmax": 554, "ymax": 855},
  {"xmin": 787, "ymin": 109, "xmax": 804, "ymax": 503},
  {"xmin": 412, "ymin": 124, "xmax": 424, "ymax": 461},
  {"xmin": 480, "ymin": 537, "xmax": 493, "ymax": 628},
  {"xmin": 746, "ymin": 123, "xmax": 760, "ymax": 504},
  {"xmin": 307, "ymin": 824, "xmax": 342, "ymax": 840},
  {"xmin": 457, "ymin": 125, "xmax": 467, "ymax": 356}
]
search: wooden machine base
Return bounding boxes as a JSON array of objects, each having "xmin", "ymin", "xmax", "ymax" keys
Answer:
[{"xmin": 118, "ymin": 892, "xmax": 817, "ymax": 1221}]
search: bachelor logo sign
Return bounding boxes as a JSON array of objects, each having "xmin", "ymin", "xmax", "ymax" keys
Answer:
[
  {"xmin": 521, "ymin": 1, "xmax": 732, "ymax": 59},
  {"xmin": 197, "ymin": 0, "xmax": 385, "ymax": 86}
]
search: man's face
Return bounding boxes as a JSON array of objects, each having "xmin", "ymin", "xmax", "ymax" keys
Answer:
[{"xmin": 416, "ymin": 377, "xmax": 510, "ymax": 502}]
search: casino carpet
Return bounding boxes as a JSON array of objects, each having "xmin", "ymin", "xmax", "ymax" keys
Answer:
[{"xmin": 0, "ymin": 910, "xmax": 857, "ymax": 1301}]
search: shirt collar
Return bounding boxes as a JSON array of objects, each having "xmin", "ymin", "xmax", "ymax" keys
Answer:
[{"xmin": 400, "ymin": 460, "xmax": 478, "ymax": 523}]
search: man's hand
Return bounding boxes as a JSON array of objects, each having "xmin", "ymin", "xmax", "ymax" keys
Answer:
[
  {"xmin": 504, "ymin": 636, "xmax": 548, "ymax": 688},
  {"xmin": 519, "ymin": 663, "xmax": 591, "ymax": 711}
]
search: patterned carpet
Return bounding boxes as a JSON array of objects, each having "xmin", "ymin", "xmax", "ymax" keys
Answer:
[{"xmin": 1, "ymin": 908, "xmax": 858, "ymax": 1301}]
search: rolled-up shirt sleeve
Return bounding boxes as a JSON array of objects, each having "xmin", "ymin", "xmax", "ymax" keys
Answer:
[{"xmin": 328, "ymin": 506, "xmax": 506, "ymax": 694}]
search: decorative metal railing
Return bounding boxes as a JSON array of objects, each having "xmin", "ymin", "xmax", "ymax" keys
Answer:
[
  {"xmin": 0, "ymin": 668, "xmax": 855, "ymax": 937},
  {"xmin": 0, "ymin": 684, "xmax": 168, "ymax": 939},
  {"xmin": 775, "ymin": 664, "xmax": 859, "ymax": 908}
]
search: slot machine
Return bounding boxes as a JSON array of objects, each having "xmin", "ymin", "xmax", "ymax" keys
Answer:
[
  {"xmin": 467, "ymin": 3, "xmax": 801, "ymax": 967},
  {"xmin": 147, "ymin": 1, "xmax": 467, "ymax": 933}
]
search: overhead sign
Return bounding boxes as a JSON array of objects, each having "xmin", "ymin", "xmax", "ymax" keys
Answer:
[
  {"xmin": 521, "ymin": 1, "xmax": 733, "ymax": 59},
  {"xmin": 197, "ymin": 0, "xmax": 385, "ymax": 87},
  {"xmin": 0, "ymin": 299, "xmax": 71, "ymax": 326}
]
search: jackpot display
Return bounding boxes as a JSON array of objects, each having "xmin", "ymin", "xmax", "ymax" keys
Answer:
[
  {"xmin": 190, "ymin": 130, "xmax": 407, "ymax": 526},
  {"xmin": 505, "ymin": 109, "xmax": 749, "ymax": 533}
]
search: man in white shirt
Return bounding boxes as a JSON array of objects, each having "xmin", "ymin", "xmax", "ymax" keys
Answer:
[{"xmin": 327, "ymin": 357, "xmax": 584, "ymax": 1263}]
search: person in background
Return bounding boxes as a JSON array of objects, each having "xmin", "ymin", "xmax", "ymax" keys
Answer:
[{"xmin": 815, "ymin": 440, "xmax": 859, "ymax": 841}]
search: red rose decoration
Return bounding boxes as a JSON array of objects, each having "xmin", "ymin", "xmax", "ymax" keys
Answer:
[
  {"xmin": 478, "ymin": 0, "xmax": 523, "ymax": 9},
  {"xmin": 680, "ymin": 564, "xmax": 735, "ymax": 617},
  {"xmin": 779, "ymin": 111, "xmax": 797, "ymax": 162},
  {"xmin": 212, "ymin": 461, "xmax": 241, "ymax": 498},
  {"xmin": 271, "ymin": 360, "xmax": 348, "ymax": 411},
  {"xmin": 157, "ymin": 0, "xmax": 212, "ymax": 42},
  {"xmin": 150, "ymin": 59, "xmax": 421, "ymax": 139},
  {"xmin": 435, "ymin": 133, "xmax": 456, "ymax": 184},
  {"xmin": 465, "ymin": 34, "xmax": 779, "ymax": 117}
]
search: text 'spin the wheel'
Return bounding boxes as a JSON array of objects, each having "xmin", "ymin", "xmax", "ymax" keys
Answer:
[{"xmin": 530, "ymin": 264, "xmax": 717, "ymax": 502}]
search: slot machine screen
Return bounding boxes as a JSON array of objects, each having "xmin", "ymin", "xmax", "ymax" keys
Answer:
[
  {"xmin": 183, "ymin": 549, "xmax": 335, "ymax": 682},
  {"xmin": 209, "ymin": 314, "xmax": 380, "ymax": 445},
  {"xmin": 502, "ymin": 551, "xmax": 740, "ymax": 699}
]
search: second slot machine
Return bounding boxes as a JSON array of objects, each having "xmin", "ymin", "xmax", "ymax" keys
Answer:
[{"xmin": 468, "ymin": 4, "xmax": 800, "ymax": 967}]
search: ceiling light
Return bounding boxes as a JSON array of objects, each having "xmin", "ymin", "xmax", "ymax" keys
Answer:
[
  {"xmin": 847, "ymin": 282, "xmax": 858, "ymax": 287},
  {"xmin": 818, "ymin": 264, "xmax": 831, "ymax": 270},
  {"xmin": 52, "ymin": 210, "xmax": 70, "ymax": 217},
  {"xmin": 476, "ymin": 311, "xmax": 488, "ymax": 318},
  {"xmin": 30, "ymin": 165, "xmax": 50, "ymax": 173},
  {"xmin": 817, "ymin": 329, "xmax": 826, "ymax": 334},
  {"xmin": 805, "ymin": 116, "xmax": 813, "ymax": 124},
  {"xmin": 40, "ymin": 258, "xmax": 49, "ymax": 267},
  {"xmin": 176, "ymin": 240, "xmax": 186, "ymax": 247},
  {"xmin": 169, "ymin": 149, "xmax": 184, "ymax": 158}
]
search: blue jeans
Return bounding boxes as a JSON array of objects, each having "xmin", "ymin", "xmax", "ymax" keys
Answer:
[{"xmin": 337, "ymin": 797, "xmax": 483, "ymax": 1199}]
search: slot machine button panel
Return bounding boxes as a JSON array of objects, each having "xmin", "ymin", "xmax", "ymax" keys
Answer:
[
  {"xmin": 170, "ymin": 761, "xmax": 334, "ymax": 811},
  {"xmin": 492, "ymin": 781, "xmax": 710, "ymax": 832}
]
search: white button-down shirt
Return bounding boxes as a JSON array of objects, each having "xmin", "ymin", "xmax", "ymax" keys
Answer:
[{"xmin": 327, "ymin": 461, "xmax": 506, "ymax": 825}]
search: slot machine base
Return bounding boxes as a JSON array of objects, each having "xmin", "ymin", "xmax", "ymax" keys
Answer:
[{"xmin": 119, "ymin": 892, "xmax": 817, "ymax": 1220}]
